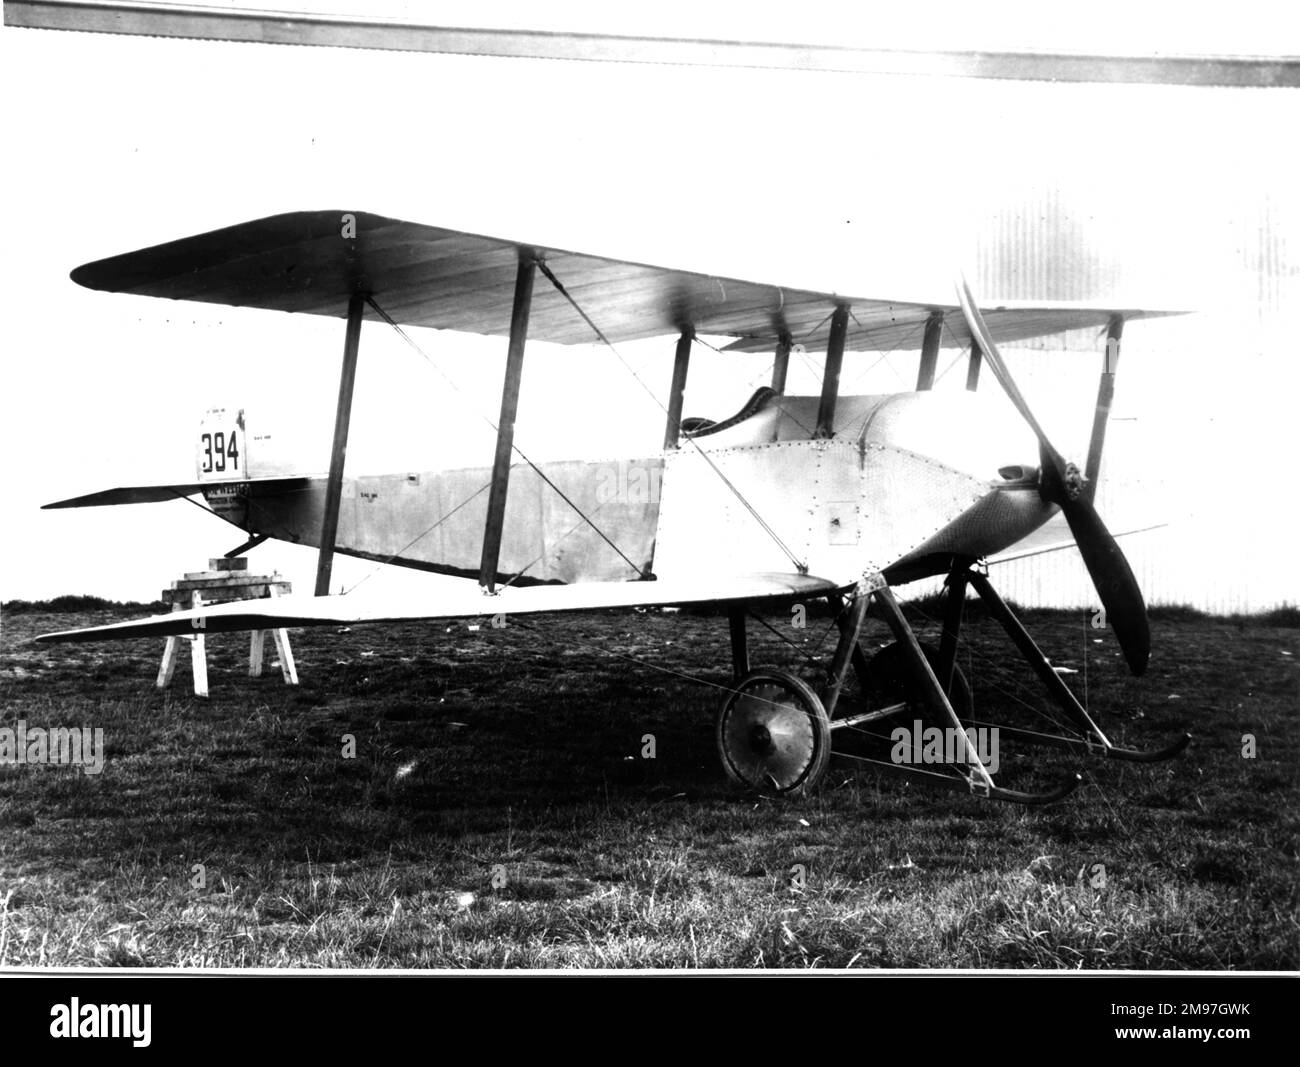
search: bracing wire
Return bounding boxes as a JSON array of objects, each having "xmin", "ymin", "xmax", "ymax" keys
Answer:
[
  {"xmin": 365, "ymin": 296, "xmax": 645, "ymax": 582},
  {"xmin": 535, "ymin": 261, "xmax": 807, "ymax": 574}
]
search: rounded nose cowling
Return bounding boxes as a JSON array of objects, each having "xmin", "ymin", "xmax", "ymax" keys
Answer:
[{"xmin": 955, "ymin": 278, "xmax": 1150, "ymax": 676}]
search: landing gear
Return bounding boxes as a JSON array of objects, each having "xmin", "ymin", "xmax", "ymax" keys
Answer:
[
  {"xmin": 715, "ymin": 575, "xmax": 986, "ymax": 798},
  {"xmin": 716, "ymin": 669, "xmax": 830, "ymax": 796},
  {"xmin": 712, "ymin": 561, "xmax": 1185, "ymax": 805},
  {"xmin": 863, "ymin": 640, "xmax": 973, "ymax": 723}
]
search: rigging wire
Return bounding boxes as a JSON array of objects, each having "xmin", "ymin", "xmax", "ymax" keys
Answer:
[
  {"xmin": 745, "ymin": 599, "xmax": 850, "ymax": 673},
  {"xmin": 180, "ymin": 481, "xmax": 498, "ymax": 595},
  {"xmin": 535, "ymin": 261, "xmax": 807, "ymax": 574},
  {"xmin": 500, "ymin": 603, "xmax": 972, "ymax": 785},
  {"xmin": 339, "ymin": 481, "xmax": 493, "ymax": 594},
  {"xmin": 365, "ymin": 296, "xmax": 645, "ymax": 582},
  {"xmin": 898, "ymin": 587, "xmax": 1077, "ymax": 737},
  {"xmin": 177, "ymin": 482, "xmax": 1066, "ymax": 792},
  {"xmin": 932, "ymin": 350, "xmax": 969, "ymax": 386},
  {"xmin": 829, "ymin": 316, "xmax": 919, "ymax": 398}
]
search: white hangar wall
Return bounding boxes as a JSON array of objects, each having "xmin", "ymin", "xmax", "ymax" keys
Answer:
[{"xmin": 944, "ymin": 177, "xmax": 1298, "ymax": 613}]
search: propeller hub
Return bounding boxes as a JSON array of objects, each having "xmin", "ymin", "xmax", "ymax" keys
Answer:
[
  {"xmin": 1037, "ymin": 447, "xmax": 1089, "ymax": 506},
  {"xmin": 956, "ymin": 275, "xmax": 1150, "ymax": 677}
]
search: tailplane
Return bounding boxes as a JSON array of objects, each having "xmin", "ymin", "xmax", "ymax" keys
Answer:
[{"xmin": 44, "ymin": 407, "xmax": 312, "ymax": 516}]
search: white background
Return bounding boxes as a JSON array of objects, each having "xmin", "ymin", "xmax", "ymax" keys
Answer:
[{"xmin": 2, "ymin": 2, "xmax": 1297, "ymax": 609}]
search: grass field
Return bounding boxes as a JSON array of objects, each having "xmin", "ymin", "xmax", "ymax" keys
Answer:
[{"xmin": 1, "ymin": 596, "xmax": 1296, "ymax": 969}]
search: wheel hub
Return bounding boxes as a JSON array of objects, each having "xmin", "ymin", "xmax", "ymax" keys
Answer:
[
  {"xmin": 716, "ymin": 669, "xmax": 831, "ymax": 795},
  {"xmin": 747, "ymin": 723, "xmax": 775, "ymax": 755}
]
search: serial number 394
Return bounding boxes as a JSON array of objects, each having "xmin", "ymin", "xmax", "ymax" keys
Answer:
[{"xmin": 199, "ymin": 431, "xmax": 240, "ymax": 474}]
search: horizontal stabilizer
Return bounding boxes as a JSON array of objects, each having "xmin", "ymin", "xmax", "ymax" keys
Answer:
[
  {"xmin": 36, "ymin": 572, "xmax": 842, "ymax": 643},
  {"xmin": 43, "ymin": 477, "xmax": 311, "ymax": 510}
]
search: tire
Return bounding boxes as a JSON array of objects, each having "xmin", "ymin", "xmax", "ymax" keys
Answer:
[{"xmin": 716, "ymin": 668, "xmax": 831, "ymax": 796}]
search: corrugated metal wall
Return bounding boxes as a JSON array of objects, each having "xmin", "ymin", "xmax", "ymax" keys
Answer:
[{"xmin": 937, "ymin": 174, "xmax": 1298, "ymax": 614}]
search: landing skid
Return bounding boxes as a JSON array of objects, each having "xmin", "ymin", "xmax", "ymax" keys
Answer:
[{"xmin": 714, "ymin": 562, "xmax": 1188, "ymax": 805}]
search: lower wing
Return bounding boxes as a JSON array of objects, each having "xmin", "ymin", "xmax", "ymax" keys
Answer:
[{"xmin": 36, "ymin": 572, "xmax": 843, "ymax": 643}]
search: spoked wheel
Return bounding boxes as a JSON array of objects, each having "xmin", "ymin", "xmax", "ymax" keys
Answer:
[
  {"xmin": 864, "ymin": 640, "xmax": 974, "ymax": 724},
  {"xmin": 716, "ymin": 668, "xmax": 831, "ymax": 796}
]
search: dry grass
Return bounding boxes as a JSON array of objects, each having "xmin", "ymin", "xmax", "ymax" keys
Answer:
[{"xmin": 0, "ymin": 598, "xmax": 1295, "ymax": 969}]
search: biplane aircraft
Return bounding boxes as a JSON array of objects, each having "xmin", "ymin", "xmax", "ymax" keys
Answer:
[{"xmin": 37, "ymin": 210, "xmax": 1191, "ymax": 804}]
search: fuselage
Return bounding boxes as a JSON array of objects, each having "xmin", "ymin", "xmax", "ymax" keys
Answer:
[{"xmin": 204, "ymin": 390, "xmax": 1055, "ymax": 588}]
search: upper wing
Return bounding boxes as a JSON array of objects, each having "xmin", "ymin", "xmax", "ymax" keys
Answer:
[
  {"xmin": 70, "ymin": 210, "xmax": 1183, "ymax": 353},
  {"xmin": 36, "ymin": 572, "xmax": 843, "ymax": 644}
]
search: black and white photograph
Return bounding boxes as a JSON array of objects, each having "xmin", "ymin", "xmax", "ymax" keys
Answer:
[{"xmin": 0, "ymin": 0, "xmax": 1296, "ymax": 1020}]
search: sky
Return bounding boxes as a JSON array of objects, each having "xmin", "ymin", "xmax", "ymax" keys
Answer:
[{"xmin": 1, "ymin": 4, "xmax": 1297, "ymax": 609}]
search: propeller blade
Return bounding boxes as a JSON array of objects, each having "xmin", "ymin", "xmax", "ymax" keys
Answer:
[
  {"xmin": 1056, "ymin": 488, "xmax": 1151, "ymax": 675},
  {"xmin": 954, "ymin": 274, "xmax": 1150, "ymax": 675},
  {"xmin": 953, "ymin": 277, "xmax": 1054, "ymax": 450}
]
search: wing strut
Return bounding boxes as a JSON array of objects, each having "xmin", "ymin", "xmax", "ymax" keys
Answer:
[
  {"xmin": 915, "ymin": 310, "xmax": 943, "ymax": 390},
  {"xmin": 315, "ymin": 290, "xmax": 366, "ymax": 596},
  {"xmin": 1084, "ymin": 315, "xmax": 1124, "ymax": 500},
  {"xmin": 814, "ymin": 304, "xmax": 850, "ymax": 438},
  {"xmin": 663, "ymin": 326, "xmax": 694, "ymax": 450},
  {"xmin": 479, "ymin": 250, "xmax": 537, "ymax": 593},
  {"xmin": 965, "ymin": 337, "xmax": 982, "ymax": 391},
  {"xmin": 770, "ymin": 332, "xmax": 792, "ymax": 394}
]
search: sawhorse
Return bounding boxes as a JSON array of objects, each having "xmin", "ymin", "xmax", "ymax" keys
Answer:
[{"xmin": 156, "ymin": 558, "xmax": 298, "ymax": 698}]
